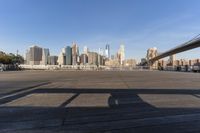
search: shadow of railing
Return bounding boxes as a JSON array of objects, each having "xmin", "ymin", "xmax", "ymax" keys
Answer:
[{"xmin": 1, "ymin": 88, "xmax": 200, "ymax": 132}]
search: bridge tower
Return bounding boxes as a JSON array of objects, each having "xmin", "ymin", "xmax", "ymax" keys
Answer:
[{"xmin": 146, "ymin": 47, "xmax": 158, "ymax": 69}]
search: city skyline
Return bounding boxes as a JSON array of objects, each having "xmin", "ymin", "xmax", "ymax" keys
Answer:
[
  {"xmin": 0, "ymin": 0, "xmax": 200, "ymax": 61},
  {"xmin": 24, "ymin": 43, "xmax": 128, "ymax": 66}
]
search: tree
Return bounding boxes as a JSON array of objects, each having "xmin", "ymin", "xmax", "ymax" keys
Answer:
[
  {"xmin": 0, "ymin": 54, "xmax": 12, "ymax": 64},
  {"xmin": 0, "ymin": 51, "xmax": 24, "ymax": 64}
]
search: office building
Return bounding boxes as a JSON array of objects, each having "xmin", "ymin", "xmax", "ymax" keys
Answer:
[
  {"xmin": 65, "ymin": 46, "xmax": 72, "ymax": 65},
  {"xmin": 27, "ymin": 45, "xmax": 43, "ymax": 65},
  {"xmin": 25, "ymin": 49, "xmax": 30, "ymax": 65},
  {"xmin": 88, "ymin": 52, "xmax": 98, "ymax": 65},
  {"xmin": 58, "ymin": 46, "xmax": 72, "ymax": 65},
  {"xmin": 98, "ymin": 48, "xmax": 104, "ymax": 56},
  {"xmin": 80, "ymin": 54, "xmax": 88, "ymax": 65},
  {"xmin": 98, "ymin": 54, "xmax": 105, "ymax": 66},
  {"xmin": 77, "ymin": 56, "xmax": 81, "ymax": 65},
  {"xmin": 41, "ymin": 48, "xmax": 50, "ymax": 65},
  {"xmin": 72, "ymin": 42, "xmax": 79, "ymax": 65},
  {"xmin": 105, "ymin": 44, "xmax": 110, "ymax": 59},
  {"xmin": 83, "ymin": 46, "xmax": 89, "ymax": 55},
  {"xmin": 58, "ymin": 52, "xmax": 65, "ymax": 65},
  {"xmin": 48, "ymin": 56, "xmax": 58, "ymax": 65},
  {"xmin": 117, "ymin": 44, "xmax": 125, "ymax": 65}
]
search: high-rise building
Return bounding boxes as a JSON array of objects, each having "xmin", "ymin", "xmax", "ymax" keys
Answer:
[
  {"xmin": 72, "ymin": 42, "xmax": 79, "ymax": 65},
  {"xmin": 80, "ymin": 54, "xmax": 88, "ymax": 65},
  {"xmin": 98, "ymin": 54, "xmax": 105, "ymax": 66},
  {"xmin": 105, "ymin": 44, "xmax": 110, "ymax": 59},
  {"xmin": 83, "ymin": 46, "xmax": 89, "ymax": 55},
  {"xmin": 88, "ymin": 52, "xmax": 98, "ymax": 65},
  {"xmin": 25, "ymin": 49, "xmax": 30, "ymax": 65},
  {"xmin": 117, "ymin": 44, "xmax": 125, "ymax": 65},
  {"xmin": 65, "ymin": 46, "xmax": 72, "ymax": 65},
  {"xmin": 98, "ymin": 48, "xmax": 104, "ymax": 56},
  {"xmin": 77, "ymin": 56, "xmax": 81, "ymax": 65},
  {"xmin": 58, "ymin": 46, "xmax": 72, "ymax": 65},
  {"xmin": 28, "ymin": 45, "xmax": 43, "ymax": 65},
  {"xmin": 48, "ymin": 56, "xmax": 58, "ymax": 65},
  {"xmin": 58, "ymin": 52, "xmax": 65, "ymax": 65},
  {"xmin": 41, "ymin": 48, "xmax": 50, "ymax": 65}
]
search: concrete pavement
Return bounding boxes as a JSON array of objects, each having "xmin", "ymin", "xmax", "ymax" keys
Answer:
[{"xmin": 1, "ymin": 70, "xmax": 200, "ymax": 132}]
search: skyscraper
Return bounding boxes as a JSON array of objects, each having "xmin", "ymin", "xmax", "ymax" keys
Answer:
[
  {"xmin": 48, "ymin": 56, "xmax": 58, "ymax": 65},
  {"xmin": 88, "ymin": 52, "xmax": 98, "ymax": 65},
  {"xmin": 80, "ymin": 54, "xmax": 88, "ymax": 65},
  {"xmin": 58, "ymin": 46, "xmax": 72, "ymax": 65},
  {"xmin": 98, "ymin": 48, "xmax": 104, "ymax": 56},
  {"xmin": 58, "ymin": 52, "xmax": 65, "ymax": 65},
  {"xmin": 72, "ymin": 42, "xmax": 79, "ymax": 65},
  {"xmin": 25, "ymin": 49, "xmax": 30, "ymax": 65},
  {"xmin": 28, "ymin": 45, "xmax": 43, "ymax": 65},
  {"xmin": 41, "ymin": 48, "xmax": 50, "ymax": 65},
  {"xmin": 105, "ymin": 44, "xmax": 110, "ymax": 59},
  {"xmin": 64, "ymin": 46, "xmax": 72, "ymax": 65},
  {"xmin": 98, "ymin": 54, "xmax": 105, "ymax": 66},
  {"xmin": 118, "ymin": 44, "xmax": 125, "ymax": 65},
  {"xmin": 83, "ymin": 46, "xmax": 89, "ymax": 55}
]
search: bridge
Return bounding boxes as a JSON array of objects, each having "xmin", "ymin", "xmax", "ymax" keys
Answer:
[{"xmin": 148, "ymin": 35, "xmax": 200, "ymax": 64}]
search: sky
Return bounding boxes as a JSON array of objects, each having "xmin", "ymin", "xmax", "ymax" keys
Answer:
[{"xmin": 0, "ymin": 0, "xmax": 200, "ymax": 61}]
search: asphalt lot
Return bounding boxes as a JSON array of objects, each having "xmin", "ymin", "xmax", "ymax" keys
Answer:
[{"xmin": 1, "ymin": 70, "xmax": 200, "ymax": 133}]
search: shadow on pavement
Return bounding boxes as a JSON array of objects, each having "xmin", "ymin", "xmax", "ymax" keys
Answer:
[{"xmin": 1, "ymin": 88, "xmax": 200, "ymax": 133}]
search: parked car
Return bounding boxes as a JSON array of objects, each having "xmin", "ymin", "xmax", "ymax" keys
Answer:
[
  {"xmin": 193, "ymin": 65, "xmax": 200, "ymax": 72},
  {"xmin": 0, "ymin": 64, "xmax": 4, "ymax": 72},
  {"xmin": 187, "ymin": 66, "xmax": 193, "ymax": 72}
]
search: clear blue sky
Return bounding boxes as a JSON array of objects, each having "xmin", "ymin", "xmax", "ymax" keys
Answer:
[{"xmin": 0, "ymin": 0, "xmax": 200, "ymax": 61}]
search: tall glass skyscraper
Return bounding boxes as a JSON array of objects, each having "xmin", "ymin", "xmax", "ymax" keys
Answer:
[
  {"xmin": 58, "ymin": 46, "xmax": 72, "ymax": 65},
  {"xmin": 65, "ymin": 46, "xmax": 72, "ymax": 65},
  {"xmin": 105, "ymin": 44, "xmax": 110, "ymax": 59}
]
